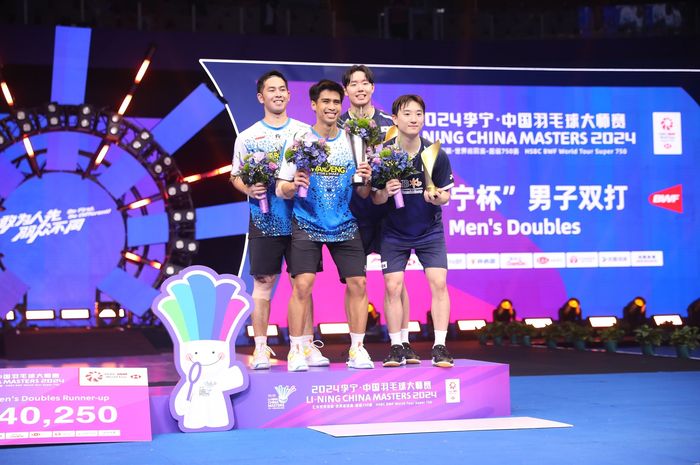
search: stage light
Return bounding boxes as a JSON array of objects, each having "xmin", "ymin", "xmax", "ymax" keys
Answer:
[
  {"xmin": 588, "ymin": 316, "xmax": 618, "ymax": 328},
  {"xmin": 5, "ymin": 310, "xmax": 15, "ymax": 321},
  {"xmin": 93, "ymin": 143, "xmax": 110, "ymax": 167},
  {"xmin": 652, "ymin": 314, "xmax": 683, "ymax": 326},
  {"xmin": 152, "ymin": 155, "xmax": 174, "ymax": 175},
  {"xmin": 246, "ymin": 324, "xmax": 280, "ymax": 337},
  {"xmin": 60, "ymin": 308, "xmax": 90, "ymax": 320},
  {"xmin": 408, "ymin": 320, "xmax": 422, "ymax": 332},
  {"xmin": 523, "ymin": 317, "xmax": 554, "ymax": 329},
  {"xmin": 171, "ymin": 209, "xmax": 195, "ymax": 223},
  {"xmin": 559, "ymin": 298, "xmax": 582, "ymax": 322},
  {"xmin": 46, "ymin": 102, "xmax": 60, "ymax": 126},
  {"xmin": 174, "ymin": 239, "xmax": 198, "ymax": 253},
  {"xmin": 106, "ymin": 113, "xmax": 123, "ymax": 140},
  {"xmin": 623, "ymin": 296, "xmax": 647, "ymax": 326},
  {"xmin": 98, "ymin": 308, "xmax": 118, "ymax": 318},
  {"xmin": 1, "ymin": 81, "xmax": 14, "ymax": 106},
  {"xmin": 182, "ymin": 164, "xmax": 232, "ymax": 184},
  {"xmin": 78, "ymin": 105, "xmax": 95, "ymax": 129},
  {"xmin": 22, "ymin": 136, "xmax": 35, "ymax": 158},
  {"xmin": 126, "ymin": 198, "xmax": 153, "ymax": 210},
  {"xmin": 319, "ymin": 322, "xmax": 350, "ymax": 335},
  {"xmin": 493, "ymin": 299, "xmax": 516, "ymax": 322},
  {"xmin": 25, "ymin": 309, "xmax": 56, "ymax": 320},
  {"xmin": 118, "ymin": 94, "xmax": 133, "ymax": 116},
  {"xmin": 164, "ymin": 264, "xmax": 183, "ymax": 276},
  {"xmin": 456, "ymin": 319, "xmax": 487, "ymax": 331},
  {"xmin": 166, "ymin": 182, "xmax": 190, "ymax": 197}
]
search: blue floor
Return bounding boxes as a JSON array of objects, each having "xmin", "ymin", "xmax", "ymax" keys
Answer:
[{"xmin": 3, "ymin": 371, "xmax": 700, "ymax": 465}]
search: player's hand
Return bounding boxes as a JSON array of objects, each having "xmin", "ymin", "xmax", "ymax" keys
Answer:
[
  {"xmin": 385, "ymin": 179, "xmax": 402, "ymax": 197},
  {"xmin": 356, "ymin": 161, "xmax": 371, "ymax": 183},
  {"xmin": 248, "ymin": 183, "xmax": 268, "ymax": 200},
  {"xmin": 424, "ymin": 188, "xmax": 442, "ymax": 204},
  {"xmin": 294, "ymin": 170, "xmax": 310, "ymax": 190}
]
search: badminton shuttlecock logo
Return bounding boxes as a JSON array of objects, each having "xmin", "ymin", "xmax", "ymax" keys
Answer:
[
  {"xmin": 274, "ymin": 385, "xmax": 297, "ymax": 405},
  {"xmin": 152, "ymin": 266, "xmax": 253, "ymax": 432}
]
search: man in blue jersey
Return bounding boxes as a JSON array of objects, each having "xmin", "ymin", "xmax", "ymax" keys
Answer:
[
  {"xmin": 372, "ymin": 94, "xmax": 455, "ymax": 368},
  {"xmin": 277, "ymin": 79, "xmax": 374, "ymax": 372},
  {"xmin": 338, "ymin": 65, "xmax": 419, "ymax": 365},
  {"xmin": 231, "ymin": 70, "xmax": 328, "ymax": 371}
]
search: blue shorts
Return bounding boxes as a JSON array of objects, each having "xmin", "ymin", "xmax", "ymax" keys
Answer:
[{"xmin": 380, "ymin": 235, "xmax": 447, "ymax": 274}]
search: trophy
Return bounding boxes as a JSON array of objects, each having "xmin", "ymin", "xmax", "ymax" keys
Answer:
[
  {"xmin": 420, "ymin": 140, "xmax": 441, "ymax": 198},
  {"xmin": 384, "ymin": 125, "xmax": 398, "ymax": 143},
  {"xmin": 349, "ymin": 132, "xmax": 367, "ymax": 186}
]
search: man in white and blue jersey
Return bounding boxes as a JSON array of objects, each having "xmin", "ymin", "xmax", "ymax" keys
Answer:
[
  {"xmin": 372, "ymin": 94, "xmax": 455, "ymax": 368},
  {"xmin": 231, "ymin": 70, "xmax": 328, "ymax": 371},
  {"xmin": 338, "ymin": 65, "xmax": 419, "ymax": 365},
  {"xmin": 277, "ymin": 79, "xmax": 374, "ymax": 372}
]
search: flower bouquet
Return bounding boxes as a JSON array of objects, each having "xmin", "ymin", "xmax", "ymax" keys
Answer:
[
  {"xmin": 343, "ymin": 118, "xmax": 382, "ymax": 185},
  {"xmin": 237, "ymin": 150, "xmax": 281, "ymax": 213},
  {"xmin": 369, "ymin": 146, "xmax": 417, "ymax": 208},
  {"xmin": 284, "ymin": 133, "xmax": 331, "ymax": 198}
]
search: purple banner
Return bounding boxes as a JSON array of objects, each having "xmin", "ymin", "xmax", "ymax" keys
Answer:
[
  {"xmin": 233, "ymin": 360, "xmax": 510, "ymax": 429},
  {"xmin": 0, "ymin": 367, "xmax": 152, "ymax": 445}
]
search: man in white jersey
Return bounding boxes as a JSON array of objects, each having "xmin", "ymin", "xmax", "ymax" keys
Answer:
[
  {"xmin": 230, "ymin": 70, "xmax": 328, "ymax": 370},
  {"xmin": 277, "ymin": 79, "xmax": 374, "ymax": 372}
]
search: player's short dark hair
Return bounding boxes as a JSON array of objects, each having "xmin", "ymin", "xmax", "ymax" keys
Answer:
[
  {"xmin": 392, "ymin": 94, "xmax": 426, "ymax": 115},
  {"xmin": 256, "ymin": 70, "xmax": 288, "ymax": 94},
  {"xmin": 342, "ymin": 65, "xmax": 375, "ymax": 88},
  {"xmin": 309, "ymin": 79, "xmax": 344, "ymax": 102}
]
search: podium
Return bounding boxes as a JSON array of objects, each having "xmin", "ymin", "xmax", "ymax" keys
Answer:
[{"xmin": 150, "ymin": 359, "xmax": 510, "ymax": 433}]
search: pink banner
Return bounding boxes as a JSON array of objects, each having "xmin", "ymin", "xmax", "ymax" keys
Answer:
[{"xmin": 0, "ymin": 367, "xmax": 152, "ymax": 445}]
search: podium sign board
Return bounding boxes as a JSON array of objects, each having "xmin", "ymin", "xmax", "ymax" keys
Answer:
[{"xmin": 0, "ymin": 367, "xmax": 152, "ymax": 445}]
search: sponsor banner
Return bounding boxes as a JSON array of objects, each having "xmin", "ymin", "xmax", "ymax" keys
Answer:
[
  {"xmin": 532, "ymin": 252, "xmax": 567, "ymax": 269},
  {"xmin": 447, "ymin": 253, "xmax": 467, "ymax": 270},
  {"xmin": 652, "ymin": 112, "xmax": 683, "ymax": 155},
  {"xmin": 0, "ymin": 367, "xmax": 151, "ymax": 446},
  {"xmin": 598, "ymin": 251, "xmax": 631, "ymax": 268},
  {"xmin": 566, "ymin": 252, "xmax": 599, "ymax": 268},
  {"xmin": 466, "ymin": 253, "xmax": 500, "ymax": 270},
  {"xmin": 631, "ymin": 251, "xmax": 664, "ymax": 267},
  {"xmin": 233, "ymin": 360, "xmax": 510, "ymax": 428},
  {"xmin": 499, "ymin": 253, "xmax": 533, "ymax": 269}
]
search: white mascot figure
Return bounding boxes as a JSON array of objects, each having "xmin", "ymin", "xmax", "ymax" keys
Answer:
[{"xmin": 153, "ymin": 266, "xmax": 252, "ymax": 432}]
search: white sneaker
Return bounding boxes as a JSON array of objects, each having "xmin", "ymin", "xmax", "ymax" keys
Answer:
[
  {"xmin": 251, "ymin": 345, "xmax": 276, "ymax": 370},
  {"xmin": 347, "ymin": 345, "xmax": 374, "ymax": 369},
  {"xmin": 304, "ymin": 340, "xmax": 330, "ymax": 367},
  {"xmin": 287, "ymin": 347, "xmax": 309, "ymax": 372}
]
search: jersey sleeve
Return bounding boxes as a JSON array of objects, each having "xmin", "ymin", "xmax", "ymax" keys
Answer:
[
  {"xmin": 432, "ymin": 150, "xmax": 454, "ymax": 190},
  {"xmin": 231, "ymin": 134, "xmax": 245, "ymax": 176}
]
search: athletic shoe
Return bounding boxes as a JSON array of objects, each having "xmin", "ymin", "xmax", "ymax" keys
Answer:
[
  {"xmin": 431, "ymin": 344, "xmax": 454, "ymax": 368},
  {"xmin": 304, "ymin": 340, "xmax": 330, "ymax": 367},
  {"xmin": 347, "ymin": 345, "xmax": 374, "ymax": 369},
  {"xmin": 251, "ymin": 344, "xmax": 276, "ymax": 370},
  {"xmin": 402, "ymin": 342, "xmax": 421, "ymax": 364},
  {"xmin": 287, "ymin": 347, "xmax": 309, "ymax": 372},
  {"xmin": 382, "ymin": 344, "xmax": 406, "ymax": 367}
]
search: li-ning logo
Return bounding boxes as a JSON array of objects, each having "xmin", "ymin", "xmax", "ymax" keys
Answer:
[
  {"xmin": 0, "ymin": 207, "xmax": 112, "ymax": 244},
  {"xmin": 268, "ymin": 385, "xmax": 296, "ymax": 410},
  {"xmin": 648, "ymin": 185, "xmax": 683, "ymax": 213},
  {"xmin": 84, "ymin": 371, "xmax": 103, "ymax": 383},
  {"xmin": 660, "ymin": 117, "xmax": 673, "ymax": 131}
]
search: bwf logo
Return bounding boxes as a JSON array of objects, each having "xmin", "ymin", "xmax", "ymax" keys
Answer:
[{"xmin": 649, "ymin": 185, "xmax": 683, "ymax": 213}]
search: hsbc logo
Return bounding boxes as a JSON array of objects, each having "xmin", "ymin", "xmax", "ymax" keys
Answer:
[{"xmin": 649, "ymin": 185, "xmax": 683, "ymax": 213}]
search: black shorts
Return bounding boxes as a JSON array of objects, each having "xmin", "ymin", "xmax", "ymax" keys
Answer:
[
  {"xmin": 288, "ymin": 231, "xmax": 366, "ymax": 280},
  {"xmin": 359, "ymin": 222, "xmax": 382, "ymax": 256},
  {"xmin": 380, "ymin": 234, "xmax": 447, "ymax": 274},
  {"xmin": 247, "ymin": 235, "xmax": 291, "ymax": 276}
]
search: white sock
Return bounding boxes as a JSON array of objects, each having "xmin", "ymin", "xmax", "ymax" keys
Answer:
[
  {"xmin": 433, "ymin": 330, "xmax": 447, "ymax": 347},
  {"xmin": 389, "ymin": 331, "xmax": 402, "ymax": 346},
  {"xmin": 302, "ymin": 335, "xmax": 313, "ymax": 349},
  {"xmin": 350, "ymin": 332, "xmax": 365, "ymax": 347},
  {"xmin": 254, "ymin": 336, "xmax": 267, "ymax": 349},
  {"xmin": 400, "ymin": 328, "xmax": 410, "ymax": 344},
  {"xmin": 290, "ymin": 335, "xmax": 305, "ymax": 352}
]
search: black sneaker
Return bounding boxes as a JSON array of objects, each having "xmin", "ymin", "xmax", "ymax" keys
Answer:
[
  {"xmin": 382, "ymin": 344, "xmax": 406, "ymax": 367},
  {"xmin": 402, "ymin": 343, "xmax": 421, "ymax": 364},
  {"xmin": 431, "ymin": 344, "xmax": 454, "ymax": 368}
]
